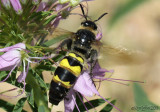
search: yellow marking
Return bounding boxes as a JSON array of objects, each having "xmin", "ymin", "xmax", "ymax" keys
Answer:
[
  {"xmin": 69, "ymin": 53, "xmax": 84, "ymax": 63},
  {"xmin": 53, "ymin": 75, "xmax": 71, "ymax": 88},
  {"xmin": 60, "ymin": 59, "xmax": 81, "ymax": 76}
]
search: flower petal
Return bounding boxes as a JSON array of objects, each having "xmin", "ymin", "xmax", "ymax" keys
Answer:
[
  {"xmin": 73, "ymin": 72, "xmax": 99, "ymax": 96},
  {"xmin": 0, "ymin": 43, "xmax": 26, "ymax": 52},
  {"xmin": 37, "ymin": 2, "xmax": 47, "ymax": 12},
  {"xmin": 92, "ymin": 62, "xmax": 109, "ymax": 77},
  {"xmin": 10, "ymin": 0, "xmax": 23, "ymax": 14},
  {"xmin": 64, "ymin": 89, "xmax": 76, "ymax": 112},
  {"xmin": 0, "ymin": 50, "xmax": 21, "ymax": 71}
]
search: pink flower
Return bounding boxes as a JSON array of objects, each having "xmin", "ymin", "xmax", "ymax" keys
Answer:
[
  {"xmin": 0, "ymin": 43, "xmax": 25, "ymax": 71},
  {"xmin": 10, "ymin": 0, "xmax": 23, "ymax": 14},
  {"xmin": 0, "ymin": 43, "xmax": 48, "ymax": 97}
]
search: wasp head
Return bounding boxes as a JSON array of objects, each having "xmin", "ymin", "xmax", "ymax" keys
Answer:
[{"xmin": 81, "ymin": 20, "xmax": 97, "ymax": 30}]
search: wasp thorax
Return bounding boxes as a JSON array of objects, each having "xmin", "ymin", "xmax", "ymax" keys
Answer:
[{"xmin": 81, "ymin": 20, "xmax": 97, "ymax": 30}]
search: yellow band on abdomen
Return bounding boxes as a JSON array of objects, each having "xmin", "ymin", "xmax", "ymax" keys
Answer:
[
  {"xmin": 60, "ymin": 59, "xmax": 81, "ymax": 76},
  {"xmin": 68, "ymin": 53, "xmax": 84, "ymax": 63}
]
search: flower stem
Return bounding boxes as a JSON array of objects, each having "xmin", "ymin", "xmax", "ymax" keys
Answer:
[{"xmin": 26, "ymin": 71, "xmax": 50, "ymax": 112}]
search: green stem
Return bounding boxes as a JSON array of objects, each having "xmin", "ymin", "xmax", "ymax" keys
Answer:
[{"xmin": 26, "ymin": 71, "xmax": 50, "ymax": 112}]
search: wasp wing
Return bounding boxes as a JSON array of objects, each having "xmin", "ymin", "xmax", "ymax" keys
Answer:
[
  {"xmin": 42, "ymin": 28, "xmax": 75, "ymax": 49},
  {"xmin": 92, "ymin": 41, "xmax": 148, "ymax": 66},
  {"xmin": 45, "ymin": 28, "xmax": 74, "ymax": 40}
]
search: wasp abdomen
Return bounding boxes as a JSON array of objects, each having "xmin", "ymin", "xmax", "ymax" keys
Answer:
[{"xmin": 49, "ymin": 53, "xmax": 84, "ymax": 105}]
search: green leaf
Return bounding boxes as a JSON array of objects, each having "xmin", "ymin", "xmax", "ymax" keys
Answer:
[
  {"xmin": 108, "ymin": 0, "xmax": 147, "ymax": 28},
  {"xmin": 43, "ymin": 34, "xmax": 69, "ymax": 47},
  {"xmin": 29, "ymin": 11, "xmax": 52, "ymax": 22},
  {"xmin": 43, "ymin": 15, "xmax": 57, "ymax": 25},
  {"xmin": 0, "ymin": 99, "xmax": 14, "ymax": 112},
  {"xmin": 34, "ymin": 72, "xmax": 48, "ymax": 90},
  {"xmin": 12, "ymin": 97, "xmax": 27, "ymax": 112},
  {"xmin": 11, "ymin": 70, "xmax": 17, "ymax": 85},
  {"xmin": 38, "ymin": 105, "xmax": 45, "ymax": 112},
  {"xmin": 26, "ymin": 71, "xmax": 50, "ymax": 112},
  {"xmin": 25, "ymin": 84, "xmax": 35, "ymax": 108},
  {"xmin": 74, "ymin": 98, "xmax": 110, "ymax": 112},
  {"xmin": 28, "ymin": 89, "xmax": 34, "ymax": 107},
  {"xmin": 0, "ymin": 71, "xmax": 8, "ymax": 81},
  {"xmin": 17, "ymin": 34, "xmax": 25, "ymax": 40},
  {"xmin": 36, "ymin": 64, "xmax": 56, "ymax": 71},
  {"xmin": 100, "ymin": 100, "xmax": 116, "ymax": 112},
  {"xmin": 0, "ymin": 99, "xmax": 27, "ymax": 112},
  {"xmin": 133, "ymin": 83, "xmax": 158, "ymax": 112}
]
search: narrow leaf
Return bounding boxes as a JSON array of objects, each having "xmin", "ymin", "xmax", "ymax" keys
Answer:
[
  {"xmin": 74, "ymin": 98, "xmax": 110, "ymax": 111},
  {"xmin": 0, "ymin": 71, "xmax": 8, "ymax": 80},
  {"xmin": 100, "ymin": 100, "xmax": 116, "ymax": 112},
  {"xmin": 43, "ymin": 15, "xmax": 57, "ymax": 25},
  {"xmin": 13, "ymin": 97, "xmax": 27, "ymax": 112},
  {"xmin": 0, "ymin": 99, "xmax": 14, "ymax": 112},
  {"xmin": 35, "ymin": 73, "xmax": 48, "ymax": 90},
  {"xmin": 0, "ymin": 99, "xmax": 27, "ymax": 112},
  {"xmin": 25, "ymin": 84, "xmax": 35, "ymax": 108}
]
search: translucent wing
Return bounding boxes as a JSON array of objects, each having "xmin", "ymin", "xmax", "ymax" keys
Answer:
[
  {"xmin": 42, "ymin": 28, "xmax": 75, "ymax": 48},
  {"xmin": 45, "ymin": 28, "xmax": 74, "ymax": 40},
  {"xmin": 92, "ymin": 42, "xmax": 148, "ymax": 66}
]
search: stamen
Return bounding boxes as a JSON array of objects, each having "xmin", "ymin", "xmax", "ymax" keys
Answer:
[
  {"xmin": 102, "ymin": 78, "xmax": 145, "ymax": 83},
  {"xmin": 72, "ymin": 94, "xmax": 80, "ymax": 112},
  {"xmin": 98, "ymin": 95, "xmax": 122, "ymax": 112},
  {"xmin": 106, "ymin": 79, "xmax": 129, "ymax": 86},
  {"xmin": 76, "ymin": 92, "xmax": 89, "ymax": 112},
  {"xmin": 0, "ymin": 62, "xmax": 19, "ymax": 83},
  {"xmin": 81, "ymin": 94, "xmax": 97, "ymax": 111}
]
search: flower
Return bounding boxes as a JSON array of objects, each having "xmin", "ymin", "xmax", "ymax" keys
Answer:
[
  {"xmin": 0, "ymin": 43, "xmax": 25, "ymax": 71},
  {"xmin": 0, "ymin": 43, "xmax": 48, "ymax": 97},
  {"xmin": 10, "ymin": 0, "xmax": 23, "ymax": 14},
  {"xmin": 64, "ymin": 62, "xmax": 122, "ymax": 112}
]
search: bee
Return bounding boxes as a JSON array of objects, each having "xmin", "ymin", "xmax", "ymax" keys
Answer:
[{"xmin": 47, "ymin": 4, "xmax": 146, "ymax": 105}]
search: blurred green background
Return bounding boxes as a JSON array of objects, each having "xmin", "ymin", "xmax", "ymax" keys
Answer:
[{"xmin": 1, "ymin": 0, "xmax": 160, "ymax": 112}]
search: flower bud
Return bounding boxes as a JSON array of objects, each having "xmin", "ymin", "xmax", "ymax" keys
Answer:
[
  {"xmin": 1, "ymin": 0, "xmax": 11, "ymax": 9},
  {"xmin": 32, "ymin": 0, "xmax": 39, "ymax": 5},
  {"xmin": 69, "ymin": 0, "xmax": 80, "ymax": 6},
  {"xmin": 58, "ymin": 0, "xmax": 70, "ymax": 4},
  {"xmin": 20, "ymin": 0, "xmax": 27, "ymax": 4},
  {"xmin": 10, "ymin": 0, "xmax": 23, "ymax": 14}
]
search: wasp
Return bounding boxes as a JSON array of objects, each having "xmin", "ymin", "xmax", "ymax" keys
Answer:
[
  {"xmin": 48, "ymin": 4, "xmax": 146, "ymax": 105},
  {"xmin": 48, "ymin": 4, "xmax": 108, "ymax": 105}
]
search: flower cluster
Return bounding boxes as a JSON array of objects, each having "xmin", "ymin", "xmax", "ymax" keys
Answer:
[{"xmin": 0, "ymin": 43, "xmax": 47, "ymax": 97}]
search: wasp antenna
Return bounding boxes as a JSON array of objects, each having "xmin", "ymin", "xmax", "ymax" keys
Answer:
[
  {"xmin": 80, "ymin": 4, "xmax": 87, "ymax": 20},
  {"xmin": 94, "ymin": 13, "xmax": 108, "ymax": 22}
]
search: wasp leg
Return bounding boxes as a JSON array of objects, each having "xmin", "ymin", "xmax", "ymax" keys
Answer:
[
  {"xmin": 89, "ymin": 49, "xmax": 98, "ymax": 73},
  {"xmin": 87, "ymin": 49, "xmax": 98, "ymax": 86},
  {"xmin": 59, "ymin": 38, "xmax": 72, "ymax": 51}
]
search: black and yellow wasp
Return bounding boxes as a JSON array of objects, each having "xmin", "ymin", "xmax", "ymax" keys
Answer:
[{"xmin": 46, "ymin": 4, "xmax": 146, "ymax": 105}]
